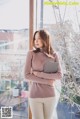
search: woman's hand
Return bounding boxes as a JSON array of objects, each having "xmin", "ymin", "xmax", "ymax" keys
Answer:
[
  {"xmin": 48, "ymin": 79, "xmax": 55, "ymax": 86},
  {"xmin": 32, "ymin": 71, "xmax": 38, "ymax": 76},
  {"xmin": 30, "ymin": 69, "xmax": 37, "ymax": 75}
]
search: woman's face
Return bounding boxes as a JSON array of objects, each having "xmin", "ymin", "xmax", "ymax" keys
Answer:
[{"xmin": 34, "ymin": 32, "xmax": 43, "ymax": 49}]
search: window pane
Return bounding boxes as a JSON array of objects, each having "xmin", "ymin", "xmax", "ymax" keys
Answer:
[{"xmin": 0, "ymin": 0, "xmax": 29, "ymax": 118}]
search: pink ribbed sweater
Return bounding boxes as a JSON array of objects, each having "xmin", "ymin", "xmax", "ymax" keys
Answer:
[{"xmin": 24, "ymin": 50, "xmax": 63, "ymax": 98}]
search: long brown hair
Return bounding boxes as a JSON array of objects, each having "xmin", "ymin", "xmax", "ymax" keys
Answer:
[{"xmin": 33, "ymin": 29, "xmax": 54, "ymax": 55}]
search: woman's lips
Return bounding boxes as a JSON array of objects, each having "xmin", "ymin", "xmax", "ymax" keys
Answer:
[{"xmin": 35, "ymin": 44, "xmax": 39, "ymax": 46}]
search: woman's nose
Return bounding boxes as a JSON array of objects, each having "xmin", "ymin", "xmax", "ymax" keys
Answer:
[{"xmin": 35, "ymin": 39, "xmax": 38, "ymax": 43}]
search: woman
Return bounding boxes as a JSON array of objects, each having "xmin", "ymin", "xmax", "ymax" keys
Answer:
[{"xmin": 24, "ymin": 29, "xmax": 63, "ymax": 119}]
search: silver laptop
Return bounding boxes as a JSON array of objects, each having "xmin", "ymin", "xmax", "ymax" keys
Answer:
[{"xmin": 43, "ymin": 60, "xmax": 58, "ymax": 73}]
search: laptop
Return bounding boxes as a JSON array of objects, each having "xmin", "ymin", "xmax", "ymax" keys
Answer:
[{"xmin": 43, "ymin": 60, "xmax": 58, "ymax": 73}]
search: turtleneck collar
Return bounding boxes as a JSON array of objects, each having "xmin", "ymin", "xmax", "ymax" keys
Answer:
[{"xmin": 33, "ymin": 48, "xmax": 44, "ymax": 53}]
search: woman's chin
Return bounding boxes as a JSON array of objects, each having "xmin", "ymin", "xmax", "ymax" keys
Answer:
[{"xmin": 35, "ymin": 46, "xmax": 40, "ymax": 48}]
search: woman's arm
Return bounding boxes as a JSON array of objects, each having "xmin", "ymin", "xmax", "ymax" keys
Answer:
[
  {"xmin": 24, "ymin": 51, "xmax": 54, "ymax": 85},
  {"xmin": 33, "ymin": 52, "xmax": 63, "ymax": 80}
]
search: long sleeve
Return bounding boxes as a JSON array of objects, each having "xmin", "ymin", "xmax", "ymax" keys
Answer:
[
  {"xmin": 24, "ymin": 51, "xmax": 53, "ymax": 85},
  {"xmin": 36, "ymin": 52, "xmax": 63, "ymax": 80}
]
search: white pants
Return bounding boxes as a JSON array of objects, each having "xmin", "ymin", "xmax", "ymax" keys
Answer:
[
  {"xmin": 29, "ymin": 80, "xmax": 62, "ymax": 119},
  {"xmin": 29, "ymin": 97, "xmax": 57, "ymax": 119}
]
